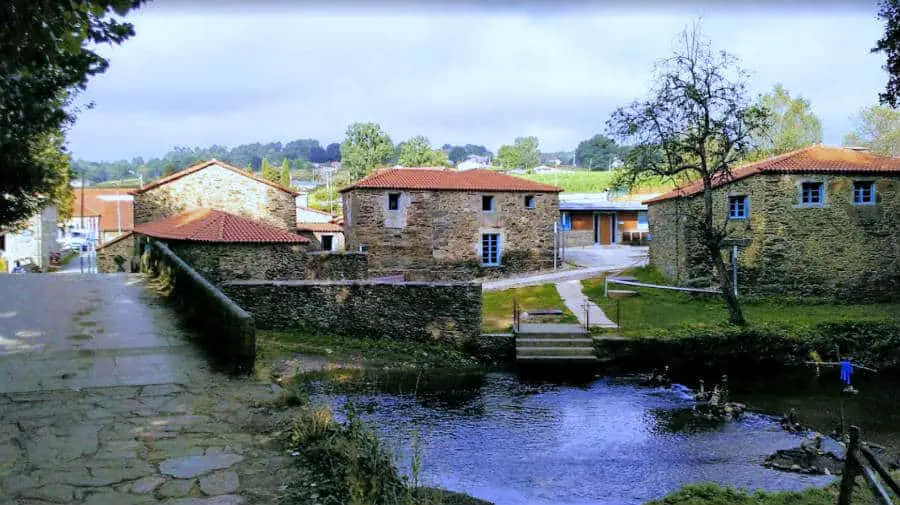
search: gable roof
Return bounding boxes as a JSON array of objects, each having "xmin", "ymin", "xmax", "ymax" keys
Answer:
[
  {"xmin": 297, "ymin": 222, "xmax": 343, "ymax": 233},
  {"xmin": 70, "ymin": 188, "xmax": 135, "ymax": 232},
  {"xmin": 644, "ymin": 145, "xmax": 900, "ymax": 204},
  {"xmin": 339, "ymin": 168, "xmax": 561, "ymax": 193},
  {"xmin": 133, "ymin": 209, "xmax": 309, "ymax": 244},
  {"xmin": 133, "ymin": 159, "xmax": 299, "ymax": 196},
  {"xmin": 95, "ymin": 231, "xmax": 134, "ymax": 251}
]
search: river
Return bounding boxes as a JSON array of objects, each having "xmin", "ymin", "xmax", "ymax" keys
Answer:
[{"xmin": 315, "ymin": 370, "xmax": 899, "ymax": 505}]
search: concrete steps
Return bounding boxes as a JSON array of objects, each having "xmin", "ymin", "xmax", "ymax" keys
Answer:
[{"xmin": 515, "ymin": 323, "xmax": 597, "ymax": 364}]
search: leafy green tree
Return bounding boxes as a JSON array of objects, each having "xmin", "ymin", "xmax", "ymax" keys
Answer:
[
  {"xmin": 163, "ymin": 162, "xmax": 177, "ymax": 176},
  {"xmin": 873, "ymin": 0, "xmax": 900, "ymax": 107},
  {"xmin": 575, "ymin": 134, "xmax": 620, "ymax": 169},
  {"xmin": 607, "ymin": 24, "xmax": 771, "ymax": 326},
  {"xmin": 448, "ymin": 146, "xmax": 468, "ymax": 164},
  {"xmin": 842, "ymin": 104, "xmax": 900, "ymax": 156},
  {"xmin": 0, "ymin": 0, "xmax": 146, "ymax": 227},
  {"xmin": 496, "ymin": 137, "xmax": 541, "ymax": 170},
  {"xmin": 261, "ymin": 158, "xmax": 279, "ymax": 182},
  {"xmin": 279, "ymin": 159, "xmax": 291, "ymax": 187},
  {"xmin": 340, "ymin": 122, "xmax": 393, "ymax": 179},
  {"xmin": 753, "ymin": 84, "xmax": 822, "ymax": 156},
  {"xmin": 246, "ymin": 161, "xmax": 253, "ymax": 172},
  {"xmin": 398, "ymin": 135, "xmax": 450, "ymax": 167}
]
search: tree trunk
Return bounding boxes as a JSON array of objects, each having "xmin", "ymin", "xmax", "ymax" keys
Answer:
[
  {"xmin": 707, "ymin": 240, "xmax": 746, "ymax": 325},
  {"xmin": 701, "ymin": 181, "xmax": 746, "ymax": 326}
]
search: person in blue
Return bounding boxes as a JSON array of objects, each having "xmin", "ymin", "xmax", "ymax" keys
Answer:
[
  {"xmin": 840, "ymin": 358, "xmax": 857, "ymax": 394},
  {"xmin": 11, "ymin": 261, "xmax": 25, "ymax": 274}
]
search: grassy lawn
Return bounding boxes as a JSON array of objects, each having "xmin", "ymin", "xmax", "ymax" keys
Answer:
[
  {"xmin": 643, "ymin": 479, "xmax": 898, "ymax": 505},
  {"xmin": 481, "ymin": 283, "xmax": 578, "ymax": 332},
  {"xmin": 519, "ymin": 170, "xmax": 676, "ymax": 193},
  {"xmin": 583, "ymin": 266, "xmax": 900, "ymax": 337}
]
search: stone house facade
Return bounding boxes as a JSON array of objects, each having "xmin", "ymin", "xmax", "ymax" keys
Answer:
[
  {"xmin": 341, "ymin": 168, "xmax": 560, "ymax": 278},
  {"xmin": 645, "ymin": 145, "xmax": 900, "ymax": 300},
  {"xmin": 132, "ymin": 160, "xmax": 298, "ymax": 230}
]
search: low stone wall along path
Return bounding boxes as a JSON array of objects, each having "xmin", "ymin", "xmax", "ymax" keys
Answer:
[{"xmin": 0, "ymin": 274, "xmax": 296, "ymax": 505}]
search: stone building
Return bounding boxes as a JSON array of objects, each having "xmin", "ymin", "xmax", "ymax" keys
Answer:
[
  {"xmin": 644, "ymin": 145, "xmax": 900, "ymax": 300},
  {"xmin": 340, "ymin": 167, "xmax": 560, "ymax": 278},
  {"xmin": 132, "ymin": 159, "xmax": 298, "ymax": 230},
  {"xmin": 0, "ymin": 206, "xmax": 58, "ymax": 272}
]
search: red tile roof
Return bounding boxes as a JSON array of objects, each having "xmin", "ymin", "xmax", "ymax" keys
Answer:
[
  {"xmin": 297, "ymin": 222, "xmax": 343, "ymax": 233},
  {"xmin": 134, "ymin": 209, "xmax": 309, "ymax": 243},
  {"xmin": 644, "ymin": 145, "xmax": 900, "ymax": 204},
  {"xmin": 71, "ymin": 188, "xmax": 135, "ymax": 232},
  {"xmin": 339, "ymin": 168, "xmax": 561, "ymax": 193},
  {"xmin": 133, "ymin": 159, "xmax": 299, "ymax": 196},
  {"xmin": 95, "ymin": 231, "xmax": 134, "ymax": 251}
]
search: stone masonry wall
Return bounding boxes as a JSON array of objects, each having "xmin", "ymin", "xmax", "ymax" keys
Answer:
[
  {"xmin": 134, "ymin": 163, "xmax": 296, "ymax": 230},
  {"xmin": 222, "ymin": 279, "xmax": 482, "ymax": 348},
  {"xmin": 648, "ymin": 173, "xmax": 900, "ymax": 300},
  {"xmin": 97, "ymin": 234, "xmax": 137, "ymax": 273},
  {"xmin": 343, "ymin": 189, "xmax": 558, "ymax": 279},
  {"xmin": 169, "ymin": 242, "xmax": 368, "ymax": 284}
]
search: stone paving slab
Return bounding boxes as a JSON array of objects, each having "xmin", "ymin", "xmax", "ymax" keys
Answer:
[
  {"xmin": 0, "ymin": 274, "xmax": 300, "ymax": 504},
  {"xmin": 555, "ymin": 279, "xmax": 618, "ymax": 328}
]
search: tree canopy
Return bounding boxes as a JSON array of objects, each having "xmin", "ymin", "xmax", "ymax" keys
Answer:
[
  {"xmin": 873, "ymin": 0, "xmax": 900, "ymax": 108},
  {"xmin": 842, "ymin": 104, "xmax": 900, "ymax": 156},
  {"xmin": 496, "ymin": 137, "xmax": 541, "ymax": 170},
  {"xmin": 607, "ymin": 24, "xmax": 771, "ymax": 326},
  {"xmin": 574, "ymin": 134, "xmax": 620, "ymax": 170},
  {"xmin": 398, "ymin": 135, "xmax": 449, "ymax": 167},
  {"xmin": 279, "ymin": 159, "xmax": 291, "ymax": 187},
  {"xmin": 754, "ymin": 84, "xmax": 823, "ymax": 156},
  {"xmin": 0, "ymin": 0, "xmax": 146, "ymax": 227},
  {"xmin": 340, "ymin": 122, "xmax": 393, "ymax": 180}
]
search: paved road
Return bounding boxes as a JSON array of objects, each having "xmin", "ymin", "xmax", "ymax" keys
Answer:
[
  {"xmin": 482, "ymin": 245, "xmax": 648, "ymax": 291},
  {"xmin": 0, "ymin": 274, "xmax": 297, "ymax": 504}
]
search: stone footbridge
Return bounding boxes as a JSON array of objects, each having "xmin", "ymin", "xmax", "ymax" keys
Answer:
[{"xmin": 0, "ymin": 274, "xmax": 294, "ymax": 505}]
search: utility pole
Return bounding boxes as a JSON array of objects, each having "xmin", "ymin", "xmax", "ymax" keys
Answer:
[
  {"xmin": 116, "ymin": 188, "xmax": 122, "ymax": 235},
  {"xmin": 80, "ymin": 168, "xmax": 85, "ymax": 274}
]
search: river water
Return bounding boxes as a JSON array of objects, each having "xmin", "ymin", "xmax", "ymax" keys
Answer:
[{"xmin": 314, "ymin": 370, "xmax": 900, "ymax": 505}]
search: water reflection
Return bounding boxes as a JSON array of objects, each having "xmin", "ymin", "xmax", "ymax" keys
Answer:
[{"xmin": 312, "ymin": 371, "xmax": 838, "ymax": 505}]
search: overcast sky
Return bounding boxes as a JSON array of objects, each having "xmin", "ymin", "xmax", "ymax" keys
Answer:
[{"xmin": 67, "ymin": 0, "xmax": 889, "ymax": 162}]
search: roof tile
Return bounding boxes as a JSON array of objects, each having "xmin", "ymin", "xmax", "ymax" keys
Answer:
[
  {"xmin": 339, "ymin": 168, "xmax": 561, "ymax": 193},
  {"xmin": 134, "ymin": 209, "xmax": 309, "ymax": 243},
  {"xmin": 645, "ymin": 145, "xmax": 900, "ymax": 204}
]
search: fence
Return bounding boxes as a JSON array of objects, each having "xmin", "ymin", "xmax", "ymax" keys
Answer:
[
  {"xmin": 838, "ymin": 426, "xmax": 900, "ymax": 505},
  {"xmin": 603, "ymin": 276, "xmax": 721, "ymax": 297}
]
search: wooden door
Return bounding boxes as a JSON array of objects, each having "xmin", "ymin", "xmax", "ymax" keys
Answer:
[{"xmin": 599, "ymin": 214, "xmax": 613, "ymax": 245}]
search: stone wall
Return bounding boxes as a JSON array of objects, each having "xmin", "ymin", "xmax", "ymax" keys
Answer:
[
  {"xmin": 222, "ymin": 279, "xmax": 482, "ymax": 348},
  {"xmin": 97, "ymin": 233, "xmax": 137, "ymax": 273},
  {"xmin": 169, "ymin": 242, "xmax": 368, "ymax": 284},
  {"xmin": 142, "ymin": 241, "xmax": 255, "ymax": 370},
  {"xmin": 134, "ymin": 163, "xmax": 296, "ymax": 230},
  {"xmin": 648, "ymin": 173, "xmax": 900, "ymax": 300},
  {"xmin": 343, "ymin": 189, "xmax": 558, "ymax": 279}
]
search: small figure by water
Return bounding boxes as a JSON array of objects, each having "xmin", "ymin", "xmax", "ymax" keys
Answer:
[
  {"xmin": 692, "ymin": 374, "xmax": 744, "ymax": 421},
  {"xmin": 765, "ymin": 432, "xmax": 843, "ymax": 476},
  {"xmin": 780, "ymin": 408, "xmax": 803, "ymax": 433}
]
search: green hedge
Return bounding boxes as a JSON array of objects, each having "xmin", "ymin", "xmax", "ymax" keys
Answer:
[{"xmin": 597, "ymin": 320, "xmax": 900, "ymax": 378}]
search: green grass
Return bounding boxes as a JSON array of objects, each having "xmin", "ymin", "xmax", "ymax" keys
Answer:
[
  {"xmin": 256, "ymin": 330, "xmax": 480, "ymax": 373},
  {"xmin": 519, "ymin": 170, "xmax": 676, "ymax": 193},
  {"xmin": 481, "ymin": 283, "xmax": 578, "ymax": 332},
  {"xmin": 583, "ymin": 266, "xmax": 900, "ymax": 337},
  {"xmin": 643, "ymin": 481, "xmax": 890, "ymax": 505}
]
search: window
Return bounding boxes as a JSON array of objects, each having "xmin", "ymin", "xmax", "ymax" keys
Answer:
[
  {"xmin": 637, "ymin": 211, "xmax": 649, "ymax": 230},
  {"xmin": 524, "ymin": 195, "xmax": 535, "ymax": 208},
  {"xmin": 801, "ymin": 182, "xmax": 824, "ymax": 205},
  {"xmin": 481, "ymin": 233, "xmax": 500, "ymax": 266},
  {"xmin": 482, "ymin": 195, "xmax": 495, "ymax": 212},
  {"xmin": 320, "ymin": 235, "xmax": 333, "ymax": 251},
  {"xmin": 387, "ymin": 193, "xmax": 400, "ymax": 211},
  {"xmin": 560, "ymin": 213, "xmax": 571, "ymax": 231},
  {"xmin": 728, "ymin": 195, "xmax": 748, "ymax": 220},
  {"xmin": 853, "ymin": 181, "xmax": 875, "ymax": 205}
]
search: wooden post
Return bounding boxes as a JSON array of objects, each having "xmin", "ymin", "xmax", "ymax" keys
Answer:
[{"xmin": 838, "ymin": 425, "xmax": 860, "ymax": 505}]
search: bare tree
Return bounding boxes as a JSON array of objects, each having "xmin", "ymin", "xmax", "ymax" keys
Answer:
[{"xmin": 606, "ymin": 24, "xmax": 771, "ymax": 325}]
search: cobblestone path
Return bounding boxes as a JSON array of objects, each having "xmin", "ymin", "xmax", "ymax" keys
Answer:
[{"xmin": 0, "ymin": 274, "xmax": 296, "ymax": 505}]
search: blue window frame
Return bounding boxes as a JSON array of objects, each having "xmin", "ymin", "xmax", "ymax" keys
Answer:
[
  {"xmin": 853, "ymin": 181, "xmax": 875, "ymax": 205},
  {"xmin": 481, "ymin": 233, "xmax": 500, "ymax": 266},
  {"xmin": 728, "ymin": 195, "xmax": 748, "ymax": 220},
  {"xmin": 800, "ymin": 182, "xmax": 823, "ymax": 205},
  {"xmin": 560, "ymin": 213, "xmax": 572, "ymax": 231},
  {"xmin": 637, "ymin": 211, "xmax": 648, "ymax": 226}
]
